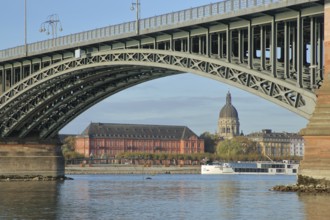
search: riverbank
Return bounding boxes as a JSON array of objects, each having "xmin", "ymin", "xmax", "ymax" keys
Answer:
[
  {"xmin": 0, "ymin": 165, "xmax": 200, "ymax": 181},
  {"xmin": 271, "ymin": 175, "xmax": 330, "ymax": 193},
  {"xmin": 65, "ymin": 164, "xmax": 201, "ymax": 175},
  {"xmin": 271, "ymin": 184, "xmax": 330, "ymax": 193}
]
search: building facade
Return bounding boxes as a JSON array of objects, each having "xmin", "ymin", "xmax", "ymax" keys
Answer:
[
  {"xmin": 218, "ymin": 92, "xmax": 240, "ymax": 139},
  {"xmin": 75, "ymin": 123, "xmax": 205, "ymax": 158},
  {"xmin": 246, "ymin": 129, "xmax": 300, "ymax": 158},
  {"xmin": 290, "ymin": 134, "xmax": 305, "ymax": 157}
]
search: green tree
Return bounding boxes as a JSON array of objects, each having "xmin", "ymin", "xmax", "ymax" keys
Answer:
[
  {"xmin": 61, "ymin": 136, "xmax": 76, "ymax": 153},
  {"xmin": 168, "ymin": 154, "xmax": 176, "ymax": 160},
  {"xmin": 178, "ymin": 154, "xmax": 184, "ymax": 160},
  {"xmin": 216, "ymin": 136, "xmax": 259, "ymax": 161},
  {"xmin": 61, "ymin": 136, "xmax": 84, "ymax": 162},
  {"xmin": 159, "ymin": 153, "xmax": 167, "ymax": 160},
  {"xmin": 200, "ymin": 132, "xmax": 220, "ymax": 153},
  {"xmin": 154, "ymin": 154, "xmax": 160, "ymax": 160}
]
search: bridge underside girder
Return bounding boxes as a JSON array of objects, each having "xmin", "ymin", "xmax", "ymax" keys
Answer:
[
  {"xmin": 0, "ymin": 63, "xmax": 178, "ymax": 139},
  {"xmin": 0, "ymin": 49, "xmax": 316, "ymax": 139}
]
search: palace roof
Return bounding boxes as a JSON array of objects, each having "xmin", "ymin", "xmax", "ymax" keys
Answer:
[{"xmin": 79, "ymin": 123, "xmax": 199, "ymax": 140}]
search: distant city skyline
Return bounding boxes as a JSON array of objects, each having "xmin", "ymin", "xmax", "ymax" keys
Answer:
[{"xmin": 0, "ymin": 0, "xmax": 308, "ymax": 135}]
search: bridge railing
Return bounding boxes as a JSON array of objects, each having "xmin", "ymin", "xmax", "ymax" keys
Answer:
[{"xmin": 0, "ymin": 0, "xmax": 281, "ymax": 61}]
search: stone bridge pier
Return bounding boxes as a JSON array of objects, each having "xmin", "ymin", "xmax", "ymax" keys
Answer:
[
  {"xmin": 300, "ymin": 0, "xmax": 330, "ymax": 181},
  {"xmin": 0, "ymin": 138, "xmax": 64, "ymax": 179}
]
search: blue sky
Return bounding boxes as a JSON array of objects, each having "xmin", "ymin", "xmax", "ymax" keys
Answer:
[{"xmin": 0, "ymin": 0, "xmax": 308, "ymax": 135}]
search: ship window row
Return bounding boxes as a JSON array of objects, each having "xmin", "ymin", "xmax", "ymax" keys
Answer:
[
  {"xmin": 261, "ymin": 164, "xmax": 285, "ymax": 169},
  {"xmin": 234, "ymin": 168, "xmax": 268, "ymax": 173}
]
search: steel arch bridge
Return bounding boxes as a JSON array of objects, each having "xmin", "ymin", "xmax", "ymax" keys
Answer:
[
  {"xmin": 0, "ymin": 0, "xmax": 324, "ymax": 140},
  {"xmin": 0, "ymin": 49, "xmax": 317, "ymax": 139},
  {"xmin": 2, "ymin": 0, "xmax": 330, "ymax": 181}
]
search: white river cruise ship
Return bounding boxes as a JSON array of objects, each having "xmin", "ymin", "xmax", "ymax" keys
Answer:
[{"xmin": 201, "ymin": 160, "xmax": 299, "ymax": 175}]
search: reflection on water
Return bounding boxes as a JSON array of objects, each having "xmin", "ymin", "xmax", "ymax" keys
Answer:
[
  {"xmin": 299, "ymin": 194, "xmax": 330, "ymax": 220},
  {"xmin": 0, "ymin": 175, "xmax": 330, "ymax": 219},
  {"xmin": 0, "ymin": 181, "xmax": 60, "ymax": 219}
]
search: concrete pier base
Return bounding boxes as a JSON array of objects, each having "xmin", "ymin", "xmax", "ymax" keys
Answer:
[
  {"xmin": 0, "ymin": 139, "xmax": 64, "ymax": 179},
  {"xmin": 299, "ymin": 0, "xmax": 330, "ymax": 182},
  {"xmin": 299, "ymin": 136, "xmax": 330, "ymax": 180},
  {"xmin": 299, "ymin": 86, "xmax": 330, "ymax": 181}
]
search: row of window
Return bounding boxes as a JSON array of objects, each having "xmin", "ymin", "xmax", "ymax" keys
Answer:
[
  {"xmin": 92, "ymin": 134, "xmax": 179, "ymax": 139},
  {"xmin": 91, "ymin": 141, "xmax": 199, "ymax": 148}
]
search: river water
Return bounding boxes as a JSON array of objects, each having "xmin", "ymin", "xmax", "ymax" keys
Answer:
[{"xmin": 0, "ymin": 174, "xmax": 329, "ymax": 220}]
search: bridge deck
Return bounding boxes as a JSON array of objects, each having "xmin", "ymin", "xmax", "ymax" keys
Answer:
[
  {"xmin": 0, "ymin": 0, "xmax": 324, "ymax": 139},
  {"xmin": 0, "ymin": 0, "xmax": 319, "ymax": 62}
]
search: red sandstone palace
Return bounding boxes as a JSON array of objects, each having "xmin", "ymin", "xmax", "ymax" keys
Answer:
[{"xmin": 75, "ymin": 123, "xmax": 205, "ymax": 157}]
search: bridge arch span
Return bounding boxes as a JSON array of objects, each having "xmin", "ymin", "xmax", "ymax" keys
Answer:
[{"xmin": 0, "ymin": 49, "xmax": 316, "ymax": 138}]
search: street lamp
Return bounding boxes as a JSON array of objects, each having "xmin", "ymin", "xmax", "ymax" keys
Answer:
[
  {"xmin": 39, "ymin": 14, "xmax": 63, "ymax": 46},
  {"xmin": 24, "ymin": 0, "xmax": 27, "ymax": 56},
  {"xmin": 130, "ymin": 0, "xmax": 140, "ymax": 35}
]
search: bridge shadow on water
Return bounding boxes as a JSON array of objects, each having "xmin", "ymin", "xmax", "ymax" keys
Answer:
[{"xmin": 0, "ymin": 181, "xmax": 61, "ymax": 219}]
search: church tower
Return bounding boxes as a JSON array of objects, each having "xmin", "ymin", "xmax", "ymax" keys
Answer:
[{"xmin": 218, "ymin": 92, "xmax": 240, "ymax": 139}]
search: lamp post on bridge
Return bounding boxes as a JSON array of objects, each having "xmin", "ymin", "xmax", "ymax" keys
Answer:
[
  {"xmin": 39, "ymin": 14, "xmax": 63, "ymax": 47},
  {"xmin": 130, "ymin": 0, "xmax": 140, "ymax": 35},
  {"xmin": 24, "ymin": 0, "xmax": 27, "ymax": 56}
]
